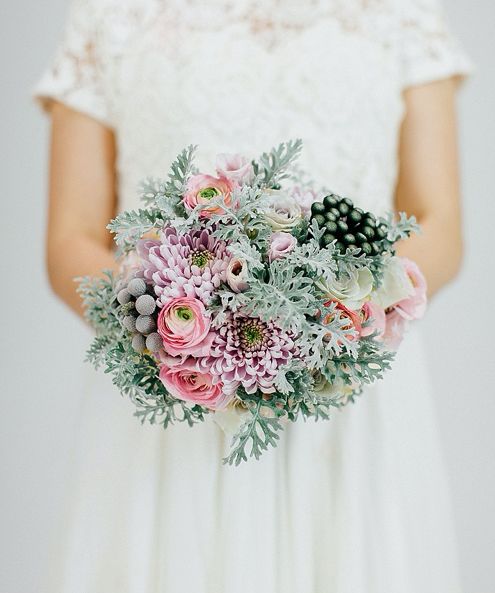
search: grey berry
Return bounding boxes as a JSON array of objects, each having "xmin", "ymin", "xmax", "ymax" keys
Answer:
[
  {"xmin": 135, "ymin": 294, "xmax": 156, "ymax": 315},
  {"xmin": 117, "ymin": 288, "xmax": 131, "ymax": 305},
  {"xmin": 145, "ymin": 332, "xmax": 163, "ymax": 352},
  {"xmin": 115, "ymin": 279, "xmax": 126, "ymax": 293},
  {"xmin": 131, "ymin": 333, "xmax": 146, "ymax": 353},
  {"xmin": 122, "ymin": 315, "xmax": 136, "ymax": 332},
  {"xmin": 127, "ymin": 278, "xmax": 147, "ymax": 297},
  {"xmin": 135, "ymin": 315, "xmax": 156, "ymax": 335}
]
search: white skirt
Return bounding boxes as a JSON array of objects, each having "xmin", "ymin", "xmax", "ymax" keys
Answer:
[{"xmin": 45, "ymin": 327, "xmax": 461, "ymax": 593}]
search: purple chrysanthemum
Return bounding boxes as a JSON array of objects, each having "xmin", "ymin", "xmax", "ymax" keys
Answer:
[
  {"xmin": 137, "ymin": 227, "xmax": 231, "ymax": 305},
  {"xmin": 199, "ymin": 313, "xmax": 297, "ymax": 395}
]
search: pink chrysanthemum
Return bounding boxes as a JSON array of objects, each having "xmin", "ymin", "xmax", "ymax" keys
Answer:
[
  {"xmin": 138, "ymin": 228, "xmax": 231, "ymax": 305},
  {"xmin": 199, "ymin": 313, "xmax": 297, "ymax": 395}
]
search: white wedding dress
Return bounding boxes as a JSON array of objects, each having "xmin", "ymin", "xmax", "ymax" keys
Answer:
[{"xmin": 35, "ymin": 1, "xmax": 471, "ymax": 591}]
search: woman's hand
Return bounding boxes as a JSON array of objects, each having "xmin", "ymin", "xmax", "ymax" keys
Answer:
[
  {"xmin": 46, "ymin": 103, "xmax": 118, "ymax": 316},
  {"xmin": 395, "ymin": 77, "xmax": 464, "ymax": 298}
]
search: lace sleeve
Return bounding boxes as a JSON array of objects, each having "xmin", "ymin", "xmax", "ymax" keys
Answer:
[
  {"xmin": 33, "ymin": 0, "xmax": 111, "ymax": 127},
  {"xmin": 399, "ymin": 0, "xmax": 473, "ymax": 89}
]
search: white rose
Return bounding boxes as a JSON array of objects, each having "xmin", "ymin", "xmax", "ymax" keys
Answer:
[
  {"xmin": 226, "ymin": 257, "xmax": 249, "ymax": 293},
  {"xmin": 372, "ymin": 256, "xmax": 414, "ymax": 309},
  {"xmin": 312, "ymin": 370, "xmax": 330, "ymax": 393},
  {"xmin": 212, "ymin": 405, "xmax": 250, "ymax": 439},
  {"xmin": 263, "ymin": 192, "xmax": 302, "ymax": 231},
  {"xmin": 313, "ymin": 375, "xmax": 355, "ymax": 400},
  {"xmin": 315, "ymin": 267, "xmax": 374, "ymax": 310}
]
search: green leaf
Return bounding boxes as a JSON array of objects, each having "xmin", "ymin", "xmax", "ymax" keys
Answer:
[
  {"xmin": 223, "ymin": 400, "xmax": 283, "ymax": 466},
  {"xmin": 76, "ymin": 270, "xmax": 121, "ymax": 334},
  {"xmin": 326, "ymin": 337, "xmax": 395, "ymax": 385},
  {"xmin": 386, "ymin": 211, "xmax": 420, "ymax": 243},
  {"xmin": 107, "ymin": 208, "xmax": 164, "ymax": 254},
  {"xmin": 85, "ymin": 335, "xmax": 114, "ymax": 369},
  {"xmin": 255, "ymin": 139, "xmax": 303, "ymax": 188},
  {"xmin": 162, "ymin": 144, "xmax": 197, "ymax": 201}
]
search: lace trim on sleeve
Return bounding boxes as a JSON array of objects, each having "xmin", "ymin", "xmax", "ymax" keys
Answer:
[
  {"xmin": 33, "ymin": 0, "xmax": 112, "ymax": 127},
  {"xmin": 399, "ymin": 0, "xmax": 473, "ymax": 88}
]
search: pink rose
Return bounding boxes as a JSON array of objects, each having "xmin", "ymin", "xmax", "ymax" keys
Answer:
[
  {"xmin": 215, "ymin": 153, "xmax": 254, "ymax": 184},
  {"xmin": 183, "ymin": 174, "xmax": 234, "ymax": 218},
  {"xmin": 157, "ymin": 297, "xmax": 215, "ymax": 357},
  {"xmin": 226, "ymin": 257, "xmax": 249, "ymax": 293},
  {"xmin": 159, "ymin": 359, "xmax": 231, "ymax": 410},
  {"xmin": 291, "ymin": 186, "xmax": 323, "ymax": 216},
  {"xmin": 392, "ymin": 258, "xmax": 427, "ymax": 321},
  {"xmin": 383, "ymin": 309, "xmax": 408, "ymax": 351},
  {"xmin": 268, "ymin": 232, "xmax": 297, "ymax": 262},
  {"xmin": 360, "ymin": 301, "xmax": 386, "ymax": 338},
  {"xmin": 381, "ymin": 259, "xmax": 426, "ymax": 350}
]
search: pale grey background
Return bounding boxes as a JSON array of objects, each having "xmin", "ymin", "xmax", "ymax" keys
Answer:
[{"xmin": 1, "ymin": 1, "xmax": 494, "ymax": 591}]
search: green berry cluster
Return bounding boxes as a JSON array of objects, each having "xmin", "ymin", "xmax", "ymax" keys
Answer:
[
  {"xmin": 310, "ymin": 194, "xmax": 389, "ymax": 255},
  {"xmin": 116, "ymin": 277, "xmax": 163, "ymax": 353}
]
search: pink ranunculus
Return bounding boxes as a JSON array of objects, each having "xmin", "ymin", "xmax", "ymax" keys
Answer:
[
  {"xmin": 159, "ymin": 359, "xmax": 231, "ymax": 410},
  {"xmin": 268, "ymin": 232, "xmax": 297, "ymax": 262},
  {"xmin": 393, "ymin": 258, "xmax": 427, "ymax": 321},
  {"xmin": 360, "ymin": 301, "xmax": 386, "ymax": 338},
  {"xmin": 215, "ymin": 153, "xmax": 254, "ymax": 184},
  {"xmin": 157, "ymin": 297, "xmax": 215, "ymax": 358},
  {"xmin": 323, "ymin": 299, "xmax": 362, "ymax": 337},
  {"xmin": 183, "ymin": 174, "xmax": 234, "ymax": 218}
]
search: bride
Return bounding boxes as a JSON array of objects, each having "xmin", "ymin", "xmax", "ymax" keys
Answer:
[{"xmin": 36, "ymin": 0, "xmax": 470, "ymax": 591}]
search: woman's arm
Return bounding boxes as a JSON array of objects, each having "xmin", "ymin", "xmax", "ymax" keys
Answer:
[
  {"xmin": 46, "ymin": 103, "xmax": 118, "ymax": 316},
  {"xmin": 395, "ymin": 77, "xmax": 463, "ymax": 297}
]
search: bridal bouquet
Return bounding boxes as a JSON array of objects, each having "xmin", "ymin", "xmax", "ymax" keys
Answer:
[{"xmin": 79, "ymin": 140, "xmax": 426, "ymax": 465}]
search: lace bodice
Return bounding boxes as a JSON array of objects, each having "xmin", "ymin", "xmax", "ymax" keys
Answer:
[{"xmin": 35, "ymin": 0, "xmax": 471, "ymax": 214}]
